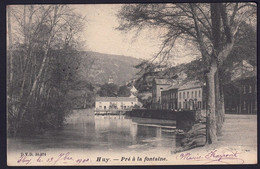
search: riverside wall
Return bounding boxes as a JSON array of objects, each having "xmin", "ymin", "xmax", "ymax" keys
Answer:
[{"xmin": 126, "ymin": 109, "xmax": 204, "ymax": 131}]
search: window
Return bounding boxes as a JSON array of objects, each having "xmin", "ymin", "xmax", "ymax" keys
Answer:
[
  {"xmin": 187, "ymin": 92, "xmax": 189, "ymax": 98},
  {"xmin": 183, "ymin": 102, "xmax": 186, "ymax": 109},
  {"xmin": 179, "ymin": 93, "xmax": 181, "ymax": 99},
  {"xmin": 104, "ymin": 106, "xmax": 106, "ymax": 109},
  {"xmin": 192, "ymin": 91, "xmax": 193, "ymax": 98},
  {"xmin": 131, "ymin": 102, "xmax": 133, "ymax": 104},
  {"xmin": 249, "ymin": 85, "xmax": 252, "ymax": 93},
  {"xmin": 183, "ymin": 92, "xmax": 185, "ymax": 99},
  {"xmin": 243, "ymin": 85, "xmax": 246, "ymax": 94},
  {"xmin": 198, "ymin": 101, "xmax": 201, "ymax": 109},
  {"xmin": 195, "ymin": 91, "xmax": 197, "ymax": 98},
  {"xmin": 179, "ymin": 102, "xmax": 182, "ymax": 109},
  {"xmin": 243, "ymin": 101, "xmax": 246, "ymax": 110},
  {"xmin": 199, "ymin": 90, "xmax": 201, "ymax": 98}
]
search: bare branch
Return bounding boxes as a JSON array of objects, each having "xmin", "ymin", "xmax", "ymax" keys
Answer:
[{"xmin": 190, "ymin": 4, "xmax": 210, "ymax": 65}]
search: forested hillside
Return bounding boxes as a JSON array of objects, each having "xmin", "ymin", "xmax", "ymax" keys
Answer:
[{"xmin": 79, "ymin": 51, "xmax": 142, "ymax": 85}]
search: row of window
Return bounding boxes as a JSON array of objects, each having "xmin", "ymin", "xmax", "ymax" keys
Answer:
[
  {"xmin": 225, "ymin": 100, "xmax": 257, "ymax": 114},
  {"xmin": 162, "ymin": 101, "xmax": 203, "ymax": 110},
  {"xmin": 98, "ymin": 102, "xmax": 134, "ymax": 105},
  {"xmin": 161, "ymin": 92, "xmax": 177, "ymax": 101},
  {"xmin": 161, "ymin": 90, "xmax": 202, "ymax": 102},
  {"xmin": 178, "ymin": 101, "xmax": 202, "ymax": 110},
  {"xmin": 98, "ymin": 105, "xmax": 132, "ymax": 109},
  {"xmin": 162, "ymin": 102, "xmax": 177, "ymax": 109},
  {"xmin": 179, "ymin": 90, "xmax": 201, "ymax": 100}
]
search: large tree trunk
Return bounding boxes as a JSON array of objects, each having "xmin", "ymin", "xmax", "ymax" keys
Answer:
[
  {"xmin": 215, "ymin": 70, "xmax": 225, "ymax": 136},
  {"xmin": 206, "ymin": 63, "xmax": 218, "ymax": 144}
]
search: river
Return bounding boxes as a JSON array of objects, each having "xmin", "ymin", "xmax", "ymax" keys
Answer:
[{"xmin": 8, "ymin": 110, "xmax": 182, "ymax": 154}]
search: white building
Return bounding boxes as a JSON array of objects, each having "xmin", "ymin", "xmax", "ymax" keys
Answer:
[{"xmin": 95, "ymin": 97, "xmax": 138, "ymax": 112}]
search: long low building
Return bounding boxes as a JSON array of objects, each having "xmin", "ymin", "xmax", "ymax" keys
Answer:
[
  {"xmin": 155, "ymin": 74, "xmax": 256, "ymax": 114},
  {"xmin": 151, "ymin": 60, "xmax": 256, "ymax": 114},
  {"xmin": 95, "ymin": 97, "xmax": 138, "ymax": 112}
]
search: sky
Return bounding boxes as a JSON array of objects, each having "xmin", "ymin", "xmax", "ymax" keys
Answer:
[{"xmin": 73, "ymin": 4, "xmax": 199, "ymax": 65}]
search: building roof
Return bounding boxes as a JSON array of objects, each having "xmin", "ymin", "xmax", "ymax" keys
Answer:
[
  {"xmin": 161, "ymin": 82, "xmax": 180, "ymax": 92},
  {"xmin": 96, "ymin": 97, "xmax": 137, "ymax": 102},
  {"xmin": 232, "ymin": 70, "xmax": 257, "ymax": 82},
  {"xmin": 130, "ymin": 86, "xmax": 138, "ymax": 93},
  {"xmin": 154, "ymin": 78, "xmax": 173, "ymax": 85},
  {"xmin": 178, "ymin": 80, "xmax": 204, "ymax": 90}
]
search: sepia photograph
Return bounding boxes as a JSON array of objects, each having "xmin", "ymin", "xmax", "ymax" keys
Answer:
[{"xmin": 6, "ymin": 3, "xmax": 257, "ymax": 166}]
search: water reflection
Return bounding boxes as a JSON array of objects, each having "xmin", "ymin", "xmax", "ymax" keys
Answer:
[{"xmin": 8, "ymin": 111, "xmax": 181, "ymax": 152}]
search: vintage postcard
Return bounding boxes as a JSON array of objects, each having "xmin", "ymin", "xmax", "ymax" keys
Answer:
[{"xmin": 6, "ymin": 3, "xmax": 257, "ymax": 166}]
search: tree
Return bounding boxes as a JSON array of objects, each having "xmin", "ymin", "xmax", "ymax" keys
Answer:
[
  {"xmin": 117, "ymin": 3, "xmax": 256, "ymax": 144},
  {"xmin": 7, "ymin": 5, "xmax": 85, "ymax": 136},
  {"xmin": 98, "ymin": 83, "xmax": 119, "ymax": 97},
  {"xmin": 68, "ymin": 81, "xmax": 95, "ymax": 109},
  {"xmin": 222, "ymin": 21, "xmax": 257, "ymax": 76},
  {"xmin": 138, "ymin": 95, "xmax": 152, "ymax": 109},
  {"xmin": 134, "ymin": 61, "xmax": 171, "ymax": 93},
  {"xmin": 118, "ymin": 85, "xmax": 131, "ymax": 97}
]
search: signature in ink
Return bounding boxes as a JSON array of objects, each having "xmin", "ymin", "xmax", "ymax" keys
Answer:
[{"xmin": 177, "ymin": 149, "xmax": 244, "ymax": 164}]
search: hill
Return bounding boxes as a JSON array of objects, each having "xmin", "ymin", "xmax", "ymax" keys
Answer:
[{"xmin": 79, "ymin": 51, "xmax": 142, "ymax": 85}]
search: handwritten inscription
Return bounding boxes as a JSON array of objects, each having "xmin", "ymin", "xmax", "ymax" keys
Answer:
[
  {"xmin": 176, "ymin": 149, "xmax": 244, "ymax": 164},
  {"xmin": 17, "ymin": 152, "xmax": 90, "ymax": 165}
]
